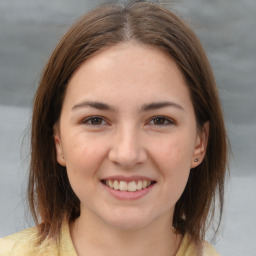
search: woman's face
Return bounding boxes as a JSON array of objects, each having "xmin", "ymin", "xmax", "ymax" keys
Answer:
[{"xmin": 54, "ymin": 43, "xmax": 208, "ymax": 231}]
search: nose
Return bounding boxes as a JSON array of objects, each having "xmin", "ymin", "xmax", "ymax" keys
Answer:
[{"xmin": 108, "ymin": 126, "xmax": 147, "ymax": 168}]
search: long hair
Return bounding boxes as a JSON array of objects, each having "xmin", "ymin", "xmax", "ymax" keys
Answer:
[{"xmin": 28, "ymin": 1, "xmax": 228, "ymax": 245}]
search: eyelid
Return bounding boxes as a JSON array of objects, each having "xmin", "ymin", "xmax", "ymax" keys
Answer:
[
  {"xmin": 79, "ymin": 115, "xmax": 176, "ymax": 127},
  {"xmin": 147, "ymin": 116, "xmax": 176, "ymax": 126},
  {"xmin": 81, "ymin": 115, "xmax": 109, "ymax": 126}
]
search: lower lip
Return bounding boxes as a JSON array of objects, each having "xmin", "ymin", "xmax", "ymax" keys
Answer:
[{"xmin": 102, "ymin": 182, "xmax": 155, "ymax": 200}]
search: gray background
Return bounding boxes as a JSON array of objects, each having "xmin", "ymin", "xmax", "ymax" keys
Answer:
[{"xmin": 0, "ymin": 0, "xmax": 255, "ymax": 255}]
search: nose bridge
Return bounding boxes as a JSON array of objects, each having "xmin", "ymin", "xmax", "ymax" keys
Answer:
[{"xmin": 108, "ymin": 123, "xmax": 146, "ymax": 167}]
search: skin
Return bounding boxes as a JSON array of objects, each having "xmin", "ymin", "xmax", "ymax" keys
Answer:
[{"xmin": 54, "ymin": 43, "xmax": 209, "ymax": 256}]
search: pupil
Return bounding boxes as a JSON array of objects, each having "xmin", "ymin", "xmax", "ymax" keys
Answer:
[
  {"xmin": 92, "ymin": 117, "xmax": 102, "ymax": 124},
  {"xmin": 155, "ymin": 118, "xmax": 165, "ymax": 124}
]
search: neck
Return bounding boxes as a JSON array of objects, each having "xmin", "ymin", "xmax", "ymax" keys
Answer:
[{"xmin": 70, "ymin": 210, "xmax": 181, "ymax": 256}]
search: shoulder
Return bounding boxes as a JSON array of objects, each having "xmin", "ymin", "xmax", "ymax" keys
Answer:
[
  {"xmin": 0, "ymin": 227, "xmax": 57, "ymax": 256},
  {"xmin": 202, "ymin": 241, "xmax": 221, "ymax": 256},
  {"xmin": 177, "ymin": 234, "xmax": 221, "ymax": 256},
  {"xmin": 0, "ymin": 227, "xmax": 38, "ymax": 256}
]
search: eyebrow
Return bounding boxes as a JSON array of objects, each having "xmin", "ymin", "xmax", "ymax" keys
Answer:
[
  {"xmin": 72, "ymin": 101, "xmax": 115, "ymax": 111},
  {"xmin": 72, "ymin": 100, "xmax": 184, "ymax": 112},
  {"xmin": 141, "ymin": 101, "xmax": 184, "ymax": 111}
]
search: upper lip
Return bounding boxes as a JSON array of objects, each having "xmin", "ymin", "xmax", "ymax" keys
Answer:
[{"xmin": 101, "ymin": 175, "xmax": 156, "ymax": 182}]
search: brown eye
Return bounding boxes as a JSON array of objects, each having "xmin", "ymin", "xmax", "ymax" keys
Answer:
[
  {"xmin": 150, "ymin": 117, "xmax": 174, "ymax": 126},
  {"xmin": 83, "ymin": 116, "xmax": 106, "ymax": 125},
  {"xmin": 90, "ymin": 117, "xmax": 103, "ymax": 125}
]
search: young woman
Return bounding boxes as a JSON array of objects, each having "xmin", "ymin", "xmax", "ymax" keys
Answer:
[{"xmin": 0, "ymin": 1, "xmax": 228, "ymax": 255}]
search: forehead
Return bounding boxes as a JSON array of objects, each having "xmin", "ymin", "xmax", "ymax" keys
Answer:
[
  {"xmin": 64, "ymin": 43, "xmax": 192, "ymax": 110},
  {"xmin": 70, "ymin": 43, "xmax": 183, "ymax": 83}
]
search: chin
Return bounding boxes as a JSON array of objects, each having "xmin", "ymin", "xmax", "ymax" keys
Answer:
[
  {"xmin": 107, "ymin": 218, "xmax": 148, "ymax": 231},
  {"xmin": 102, "ymin": 208, "xmax": 155, "ymax": 231}
]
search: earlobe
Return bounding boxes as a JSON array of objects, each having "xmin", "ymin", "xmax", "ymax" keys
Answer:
[
  {"xmin": 54, "ymin": 126, "xmax": 66, "ymax": 167},
  {"xmin": 191, "ymin": 122, "xmax": 209, "ymax": 168}
]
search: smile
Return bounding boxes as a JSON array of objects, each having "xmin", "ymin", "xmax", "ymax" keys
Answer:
[{"xmin": 102, "ymin": 180, "xmax": 155, "ymax": 192}]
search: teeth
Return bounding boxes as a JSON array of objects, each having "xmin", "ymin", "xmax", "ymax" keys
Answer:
[
  {"xmin": 119, "ymin": 181, "xmax": 128, "ymax": 191},
  {"xmin": 109, "ymin": 180, "xmax": 113, "ymax": 188},
  {"xmin": 104, "ymin": 179, "xmax": 153, "ymax": 192},
  {"xmin": 113, "ymin": 180, "xmax": 119, "ymax": 190},
  {"xmin": 137, "ymin": 180, "xmax": 142, "ymax": 190},
  {"xmin": 127, "ymin": 181, "xmax": 137, "ymax": 192},
  {"xmin": 142, "ymin": 180, "xmax": 148, "ymax": 189}
]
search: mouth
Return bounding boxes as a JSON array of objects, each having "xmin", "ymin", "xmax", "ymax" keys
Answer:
[{"xmin": 101, "ymin": 179, "xmax": 156, "ymax": 192}]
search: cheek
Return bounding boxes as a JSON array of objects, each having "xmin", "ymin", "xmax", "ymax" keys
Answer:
[
  {"xmin": 155, "ymin": 134, "xmax": 194, "ymax": 167},
  {"xmin": 152, "ymin": 134, "xmax": 194, "ymax": 190},
  {"xmin": 63, "ymin": 136, "xmax": 108, "ymax": 200},
  {"xmin": 62, "ymin": 134, "xmax": 107, "ymax": 177}
]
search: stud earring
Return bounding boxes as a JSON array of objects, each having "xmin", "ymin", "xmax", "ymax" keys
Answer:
[{"xmin": 194, "ymin": 158, "xmax": 199, "ymax": 162}]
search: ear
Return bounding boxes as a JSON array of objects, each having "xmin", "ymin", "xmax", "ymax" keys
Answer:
[
  {"xmin": 191, "ymin": 122, "xmax": 209, "ymax": 168},
  {"xmin": 54, "ymin": 124, "xmax": 66, "ymax": 167}
]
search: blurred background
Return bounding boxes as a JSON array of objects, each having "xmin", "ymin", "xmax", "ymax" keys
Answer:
[{"xmin": 0, "ymin": 0, "xmax": 255, "ymax": 255}]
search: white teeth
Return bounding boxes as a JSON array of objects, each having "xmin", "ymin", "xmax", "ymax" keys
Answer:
[
  {"xmin": 142, "ymin": 180, "xmax": 148, "ymax": 189},
  {"xmin": 104, "ymin": 179, "xmax": 153, "ymax": 192},
  {"xmin": 109, "ymin": 180, "xmax": 113, "ymax": 188},
  {"xmin": 119, "ymin": 181, "xmax": 128, "ymax": 191},
  {"xmin": 127, "ymin": 181, "xmax": 137, "ymax": 192},
  {"xmin": 137, "ymin": 180, "xmax": 142, "ymax": 190},
  {"xmin": 113, "ymin": 180, "xmax": 119, "ymax": 190}
]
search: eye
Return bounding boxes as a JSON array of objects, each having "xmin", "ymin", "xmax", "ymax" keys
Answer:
[
  {"xmin": 82, "ymin": 116, "xmax": 107, "ymax": 126},
  {"xmin": 149, "ymin": 116, "xmax": 174, "ymax": 126}
]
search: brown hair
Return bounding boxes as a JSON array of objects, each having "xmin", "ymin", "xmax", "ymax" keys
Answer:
[{"xmin": 28, "ymin": 0, "xmax": 228, "ymax": 246}]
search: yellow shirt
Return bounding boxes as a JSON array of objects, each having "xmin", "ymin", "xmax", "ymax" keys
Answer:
[{"xmin": 0, "ymin": 222, "xmax": 220, "ymax": 256}]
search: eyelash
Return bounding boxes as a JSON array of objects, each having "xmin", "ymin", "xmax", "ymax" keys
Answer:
[
  {"xmin": 81, "ymin": 116, "xmax": 175, "ymax": 127},
  {"xmin": 81, "ymin": 116, "xmax": 108, "ymax": 126},
  {"xmin": 148, "ymin": 116, "xmax": 175, "ymax": 126}
]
